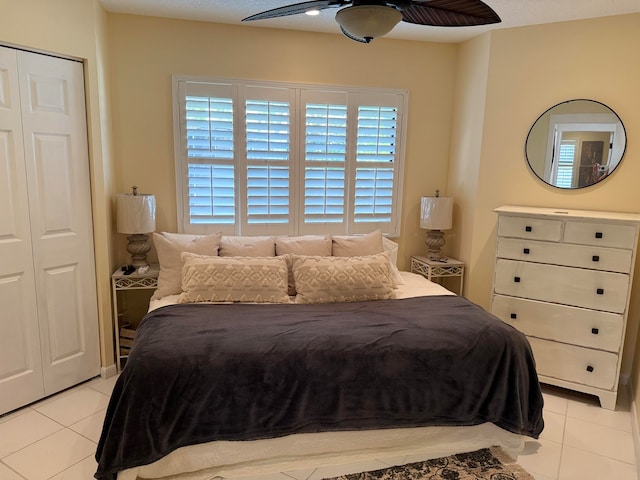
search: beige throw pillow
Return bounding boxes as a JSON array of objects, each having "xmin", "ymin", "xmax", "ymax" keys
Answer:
[
  {"xmin": 152, "ymin": 232, "xmax": 222, "ymax": 300},
  {"xmin": 291, "ymin": 252, "xmax": 394, "ymax": 304},
  {"xmin": 178, "ymin": 253, "xmax": 291, "ymax": 304},
  {"xmin": 331, "ymin": 230, "xmax": 384, "ymax": 257}
]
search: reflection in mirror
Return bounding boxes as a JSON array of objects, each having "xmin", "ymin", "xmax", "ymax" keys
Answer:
[{"xmin": 526, "ymin": 99, "xmax": 626, "ymax": 189}]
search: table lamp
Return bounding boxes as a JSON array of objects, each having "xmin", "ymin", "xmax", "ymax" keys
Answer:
[
  {"xmin": 420, "ymin": 190, "xmax": 453, "ymax": 261},
  {"xmin": 117, "ymin": 186, "xmax": 156, "ymax": 268}
]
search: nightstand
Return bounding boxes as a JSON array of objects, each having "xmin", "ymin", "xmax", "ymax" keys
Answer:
[
  {"xmin": 111, "ymin": 265, "xmax": 159, "ymax": 371},
  {"xmin": 410, "ymin": 256, "xmax": 465, "ymax": 296}
]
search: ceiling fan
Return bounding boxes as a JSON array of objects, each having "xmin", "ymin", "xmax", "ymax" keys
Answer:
[{"xmin": 242, "ymin": 0, "xmax": 501, "ymax": 43}]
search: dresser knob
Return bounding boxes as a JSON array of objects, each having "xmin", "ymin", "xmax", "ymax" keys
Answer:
[
  {"xmin": 523, "ymin": 248, "xmax": 530, "ymax": 254},
  {"xmin": 510, "ymin": 313, "xmax": 517, "ymax": 319},
  {"xmin": 586, "ymin": 365, "xmax": 594, "ymax": 373},
  {"xmin": 592, "ymin": 255, "xmax": 600, "ymax": 262},
  {"xmin": 525, "ymin": 226, "xmax": 532, "ymax": 232},
  {"xmin": 591, "ymin": 328, "xmax": 599, "ymax": 335},
  {"xmin": 595, "ymin": 232, "xmax": 603, "ymax": 239},
  {"xmin": 596, "ymin": 288, "xmax": 604, "ymax": 295},
  {"xmin": 514, "ymin": 276, "xmax": 521, "ymax": 283}
]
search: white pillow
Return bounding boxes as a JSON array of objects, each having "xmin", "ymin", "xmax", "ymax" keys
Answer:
[
  {"xmin": 332, "ymin": 230, "xmax": 383, "ymax": 257},
  {"xmin": 291, "ymin": 252, "xmax": 394, "ymax": 304},
  {"xmin": 178, "ymin": 253, "xmax": 291, "ymax": 304},
  {"xmin": 152, "ymin": 232, "xmax": 222, "ymax": 300},
  {"xmin": 276, "ymin": 235, "xmax": 332, "ymax": 295},
  {"xmin": 219, "ymin": 236, "xmax": 276, "ymax": 257},
  {"xmin": 382, "ymin": 237, "xmax": 405, "ymax": 286}
]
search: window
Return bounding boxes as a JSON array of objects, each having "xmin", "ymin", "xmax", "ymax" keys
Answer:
[
  {"xmin": 174, "ymin": 77, "xmax": 407, "ymax": 236},
  {"xmin": 554, "ymin": 140, "xmax": 576, "ymax": 188}
]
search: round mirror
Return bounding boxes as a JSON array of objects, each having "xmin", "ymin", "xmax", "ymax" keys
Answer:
[{"xmin": 525, "ymin": 99, "xmax": 626, "ymax": 189}]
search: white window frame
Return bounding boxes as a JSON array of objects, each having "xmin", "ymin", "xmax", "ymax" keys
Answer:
[{"xmin": 173, "ymin": 75, "xmax": 407, "ymax": 236}]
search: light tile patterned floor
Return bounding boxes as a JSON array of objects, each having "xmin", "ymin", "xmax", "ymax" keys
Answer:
[{"xmin": 0, "ymin": 377, "xmax": 636, "ymax": 479}]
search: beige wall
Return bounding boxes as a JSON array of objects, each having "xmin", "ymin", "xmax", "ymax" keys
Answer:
[
  {"xmin": 106, "ymin": 14, "xmax": 457, "ymax": 270},
  {"xmin": 448, "ymin": 14, "xmax": 640, "ymax": 413},
  {"xmin": 0, "ymin": 0, "xmax": 116, "ymax": 369}
]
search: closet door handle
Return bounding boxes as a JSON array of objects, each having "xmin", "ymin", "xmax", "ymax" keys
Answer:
[
  {"xmin": 586, "ymin": 365, "xmax": 594, "ymax": 373},
  {"xmin": 525, "ymin": 226, "xmax": 532, "ymax": 232},
  {"xmin": 596, "ymin": 288, "xmax": 604, "ymax": 295},
  {"xmin": 523, "ymin": 248, "xmax": 530, "ymax": 254},
  {"xmin": 510, "ymin": 313, "xmax": 517, "ymax": 319},
  {"xmin": 595, "ymin": 232, "xmax": 603, "ymax": 239},
  {"xmin": 591, "ymin": 328, "xmax": 599, "ymax": 335},
  {"xmin": 514, "ymin": 276, "xmax": 521, "ymax": 283},
  {"xmin": 592, "ymin": 255, "xmax": 600, "ymax": 262}
]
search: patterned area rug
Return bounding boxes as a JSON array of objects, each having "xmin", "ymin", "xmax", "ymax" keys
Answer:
[{"xmin": 322, "ymin": 447, "xmax": 534, "ymax": 480}]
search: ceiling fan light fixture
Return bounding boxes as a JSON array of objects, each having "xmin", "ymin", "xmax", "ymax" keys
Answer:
[{"xmin": 335, "ymin": 5, "xmax": 403, "ymax": 42}]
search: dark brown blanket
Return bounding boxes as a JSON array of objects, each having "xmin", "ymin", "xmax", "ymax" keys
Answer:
[{"xmin": 95, "ymin": 296, "xmax": 544, "ymax": 480}]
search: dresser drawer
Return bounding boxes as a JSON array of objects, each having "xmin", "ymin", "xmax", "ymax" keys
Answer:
[
  {"xmin": 528, "ymin": 337, "xmax": 618, "ymax": 390},
  {"xmin": 494, "ymin": 259, "xmax": 629, "ymax": 313},
  {"xmin": 496, "ymin": 238, "xmax": 633, "ymax": 273},
  {"xmin": 492, "ymin": 295, "xmax": 624, "ymax": 352},
  {"xmin": 564, "ymin": 221, "xmax": 638, "ymax": 249},
  {"xmin": 497, "ymin": 215, "xmax": 562, "ymax": 241}
]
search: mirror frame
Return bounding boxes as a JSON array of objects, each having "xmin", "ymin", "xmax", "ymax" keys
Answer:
[{"xmin": 525, "ymin": 99, "xmax": 626, "ymax": 189}]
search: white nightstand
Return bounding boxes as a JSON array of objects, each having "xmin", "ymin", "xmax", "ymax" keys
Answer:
[
  {"xmin": 111, "ymin": 265, "xmax": 159, "ymax": 371},
  {"xmin": 410, "ymin": 256, "xmax": 465, "ymax": 296}
]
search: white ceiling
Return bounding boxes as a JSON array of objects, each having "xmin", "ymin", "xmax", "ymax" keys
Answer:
[{"xmin": 99, "ymin": 0, "xmax": 640, "ymax": 43}]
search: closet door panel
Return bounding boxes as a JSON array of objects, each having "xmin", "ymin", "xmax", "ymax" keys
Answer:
[
  {"xmin": 0, "ymin": 47, "xmax": 44, "ymax": 414},
  {"xmin": 17, "ymin": 51, "xmax": 100, "ymax": 395}
]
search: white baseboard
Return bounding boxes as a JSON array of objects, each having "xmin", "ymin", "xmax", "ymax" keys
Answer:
[
  {"xmin": 621, "ymin": 372, "xmax": 631, "ymax": 386},
  {"xmin": 101, "ymin": 363, "xmax": 118, "ymax": 379},
  {"xmin": 628, "ymin": 380, "xmax": 640, "ymax": 480}
]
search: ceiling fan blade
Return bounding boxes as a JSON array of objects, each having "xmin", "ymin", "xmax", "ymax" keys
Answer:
[
  {"xmin": 243, "ymin": 0, "xmax": 350, "ymax": 21},
  {"xmin": 402, "ymin": 0, "xmax": 501, "ymax": 27}
]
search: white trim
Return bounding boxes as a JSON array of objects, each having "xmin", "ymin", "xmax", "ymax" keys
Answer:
[{"xmin": 101, "ymin": 363, "xmax": 118, "ymax": 379}]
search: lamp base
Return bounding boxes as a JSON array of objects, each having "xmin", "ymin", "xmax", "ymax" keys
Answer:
[
  {"xmin": 425, "ymin": 229, "xmax": 446, "ymax": 261},
  {"xmin": 126, "ymin": 233, "xmax": 151, "ymax": 268}
]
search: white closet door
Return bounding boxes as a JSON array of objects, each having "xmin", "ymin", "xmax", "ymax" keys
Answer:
[
  {"xmin": 17, "ymin": 51, "xmax": 100, "ymax": 394},
  {"xmin": 0, "ymin": 47, "xmax": 45, "ymax": 413}
]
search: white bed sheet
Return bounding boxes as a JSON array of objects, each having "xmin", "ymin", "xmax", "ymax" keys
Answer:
[{"xmin": 119, "ymin": 272, "xmax": 525, "ymax": 480}]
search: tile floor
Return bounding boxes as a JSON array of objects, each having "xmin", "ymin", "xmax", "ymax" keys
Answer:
[{"xmin": 0, "ymin": 377, "xmax": 637, "ymax": 480}]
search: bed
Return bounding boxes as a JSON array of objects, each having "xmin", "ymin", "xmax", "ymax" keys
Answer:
[{"xmin": 95, "ymin": 233, "xmax": 544, "ymax": 480}]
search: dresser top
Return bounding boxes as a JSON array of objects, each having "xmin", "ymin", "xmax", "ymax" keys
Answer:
[{"xmin": 495, "ymin": 205, "xmax": 640, "ymax": 223}]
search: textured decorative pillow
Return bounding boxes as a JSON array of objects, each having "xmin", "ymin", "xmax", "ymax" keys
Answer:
[
  {"xmin": 291, "ymin": 252, "xmax": 394, "ymax": 304},
  {"xmin": 331, "ymin": 230, "xmax": 384, "ymax": 257},
  {"xmin": 275, "ymin": 235, "xmax": 332, "ymax": 295},
  {"xmin": 178, "ymin": 253, "xmax": 291, "ymax": 304},
  {"xmin": 219, "ymin": 236, "xmax": 276, "ymax": 257},
  {"xmin": 332, "ymin": 231, "xmax": 404, "ymax": 287},
  {"xmin": 152, "ymin": 232, "xmax": 222, "ymax": 300}
]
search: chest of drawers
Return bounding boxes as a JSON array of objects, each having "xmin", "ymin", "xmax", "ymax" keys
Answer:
[{"xmin": 491, "ymin": 205, "xmax": 640, "ymax": 409}]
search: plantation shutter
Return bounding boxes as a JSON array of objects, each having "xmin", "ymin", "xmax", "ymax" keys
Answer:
[
  {"xmin": 349, "ymin": 93, "xmax": 403, "ymax": 234},
  {"xmin": 242, "ymin": 85, "xmax": 293, "ymax": 235},
  {"xmin": 299, "ymin": 90, "xmax": 347, "ymax": 234},
  {"xmin": 178, "ymin": 81, "xmax": 236, "ymax": 233},
  {"xmin": 555, "ymin": 140, "xmax": 576, "ymax": 188}
]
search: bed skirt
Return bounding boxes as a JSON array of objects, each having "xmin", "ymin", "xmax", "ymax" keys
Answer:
[{"xmin": 119, "ymin": 423, "xmax": 526, "ymax": 480}]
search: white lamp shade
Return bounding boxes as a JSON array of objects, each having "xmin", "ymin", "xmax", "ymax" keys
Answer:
[
  {"xmin": 420, "ymin": 196, "xmax": 453, "ymax": 230},
  {"xmin": 116, "ymin": 193, "xmax": 156, "ymax": 234}
]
